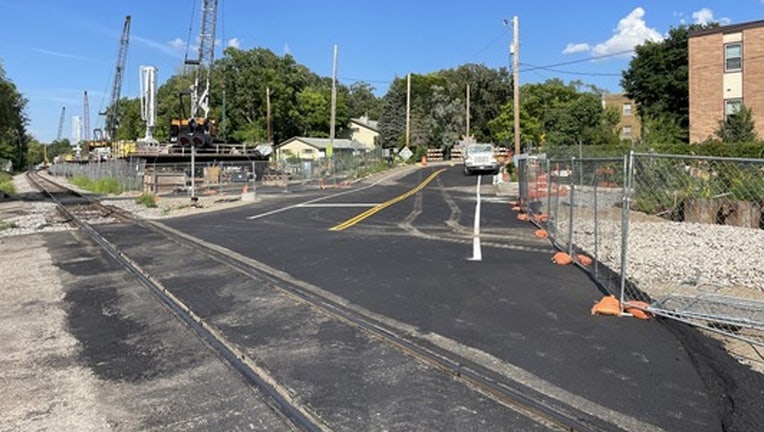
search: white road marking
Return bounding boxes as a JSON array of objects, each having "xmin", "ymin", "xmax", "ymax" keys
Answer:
[
  {"xmin": 297, "ymin": 203, "xmax": 380, "ymax": 208},
  {"xmin": 246, "ymin": 170, "xmax": 405, "ymax": 221},
  {"xmin": 468, "ymin": 175, "xmax": 483, "ymax": 261}
]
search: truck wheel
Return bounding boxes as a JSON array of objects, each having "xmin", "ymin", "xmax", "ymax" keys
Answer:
[{"xmin": 463, "ymin": 166, "xmax": 471, "ymax": 176}]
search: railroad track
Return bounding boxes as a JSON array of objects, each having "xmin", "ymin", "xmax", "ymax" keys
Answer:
[{"xmin": 27, "ymin": 170, "xmax": 628, "ymax": 432}]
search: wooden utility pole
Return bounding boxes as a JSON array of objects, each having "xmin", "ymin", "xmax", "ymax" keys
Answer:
[
  {"xmin": 512, "ymin": 16, "xmax": 520, "ymax": 156},
  {"xmin": 329, "ymin": 45, "xmax": 338, "ymax": 157},
  {"xmin": 266, "ymin": 86, "xmax": 272, "ymax": 143},
  {"xmin": 466, "ymin": 84, "xmax": 471, "ymax": 143},
  {"xmin": 406, "ymin": 73, "xmax": 411, "ymax": 148}
]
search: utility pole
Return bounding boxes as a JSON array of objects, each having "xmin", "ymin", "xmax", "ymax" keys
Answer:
[
  {"xmin": 266, "ymin": 87, "xmax": 272, "ymax": 143},
  {"xmin": 466, "ymin": 84, "xmax": 471, "ymax": 143},
  {"xmin": 405, "ymin": 73, "xmax": 411, "ymax": 148},
  {"xmin": 512, "ymin": 16, "xmax": 520, "ymax": 157},
  {"xmin": 329, "ymin": 44, "xmax": 338, "ymax": 175}
]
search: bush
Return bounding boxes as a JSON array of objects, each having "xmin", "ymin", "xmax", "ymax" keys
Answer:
[
  {"xmin": 135, "ymin": 193, "xmax": 157, "ymax": 208},
  {"xmin": 0, "ymin": 172, "xmax": 14, "ymax": 196},
  {"xmin": 70, "ymin": 176, "xmax": 123, "ymax": 194}
]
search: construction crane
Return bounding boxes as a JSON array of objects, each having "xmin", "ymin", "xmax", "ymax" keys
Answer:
[
  {"xmin": 56, "ymin": 106, "xmax": 66, "ymax": 141},
  {"xmin": 99, "ymin": 15, "xmax": 131, "ymax": 142},
  {"xmin": 83, "ymin": 91, "xmax": 90, "ymax": 142},
  {"xmin": 171, "ymin": 0, "xmax": 218, "ymax": 147},
  {"xmin": 139, "ymin": 65, "xmax": 158, "ymax": 145}
]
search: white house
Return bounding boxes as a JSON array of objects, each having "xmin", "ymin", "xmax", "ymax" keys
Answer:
[
  {"xmin": 275, "ymin": 137, "xmax": 366, "ymax": 161},
  {"xmin": 346, "ymin": 115, "xmax": 379, "ymax": 150}
]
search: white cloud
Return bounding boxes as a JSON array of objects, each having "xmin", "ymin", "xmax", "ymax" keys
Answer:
[
  {"xmin": 563, "ymin": 8, "xmax": 662, "ymax": 59},
  {"xmin": 168, "ymin": 37, "xmax": 186, "ymax": 50},
  {"xmin": 29, "ymin": 47, "xmax": 91, "ymax": 61},
  {"xmin": 562, "ymin": 43, "xmax": 591, "ymax": 54},
  {"xmin": 591, "ymin": 7, "xmax": 663, "ymax": 58},
  {"xmin": 692, "ymin": 8, "xmax": 730, "ymax": 25},
  {"xmin": 131, "ymin": 35, "xmax": 185, "ymax": 59},
  {"xmin": 227, "ymin": 37, "xmax": 240, "ymax": 49}
]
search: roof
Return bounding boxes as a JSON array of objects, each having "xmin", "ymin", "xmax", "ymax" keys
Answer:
[
  {"xmin": 276, "ymin": 137, "xmax": 365, "ymax": 150},
  {"xmin": 689, "ymin": 19, "xmax": 764, "ymax": 38},
  {"xmin": 350, "ymin": 116, "xmax": 379, "ymax": 132}
]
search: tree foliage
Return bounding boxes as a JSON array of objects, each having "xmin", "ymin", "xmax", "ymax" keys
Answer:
[
  {"xmin": 0, "ymin": 60, "xmax": 29, "ymax": 170},
  {"xmin": 715, "ymin": 104, "xmax": 758, "ymax": 144},
  {"xmin": 621, "ymin": 24, "xmax": 717, "ymax": 143},
  {"xmin": 488, "ymin": 79, "xmax": 619, "ymax": 151}
]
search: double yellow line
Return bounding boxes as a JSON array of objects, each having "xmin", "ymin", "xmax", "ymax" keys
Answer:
[{"xmin": 329, "ymin": 168, "xmax": 446, "ymax": 231}]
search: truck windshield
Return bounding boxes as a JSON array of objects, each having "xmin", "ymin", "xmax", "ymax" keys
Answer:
[{"xmin": 469, "ymin": 145, "xmax": 493, "ymax": 153}]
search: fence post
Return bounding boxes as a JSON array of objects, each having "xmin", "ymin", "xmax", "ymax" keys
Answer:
[
  {"xmin": 593, "ymin": 160, "xmax": 599, "ymax": 281},
  {"xmin": 568, "ymin": 158, "xmax": 576, "ymax": 256},
  {"xmin": 619, "ymin": 152, "xmax": 634, "ymax": 308}
]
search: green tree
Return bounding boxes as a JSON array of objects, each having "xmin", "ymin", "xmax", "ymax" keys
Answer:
[
  {"xmin": 438, "ymin": 64, "xmax": 512, "ymax": 142},
  {"xmin": 641, "ymin": 113, "xmax": 692, "ymax": 148},
  {"xmin": 715, "ymin": 104, "xmax": 758, "ymax": 143},
  {"xmin": 0, "ymin": 60, "xmax": 29, "ymax": 169},
  {"xmin": 346, "ymin": 82, "xmax": 382, "ymax": 120},
  {"xmin": 621, "ymin": 24, "xmax": 717, "ymax": 143},
  {"xmin": 114, "ymin": 98, "xmax": 143, "ymax": 141},
  {"xmin": 378, "ymin": 77, "xmax": 407, "ymax": 149}
]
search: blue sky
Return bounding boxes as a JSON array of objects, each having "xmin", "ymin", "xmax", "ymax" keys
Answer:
[{"xmin": 1, "ymin": 0, "xmax": 763, "ymax": 143}]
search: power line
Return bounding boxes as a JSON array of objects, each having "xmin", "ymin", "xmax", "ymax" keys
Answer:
[{"xmin": 519, "ymin": 62, "xmax": 622, "ymax": 77}]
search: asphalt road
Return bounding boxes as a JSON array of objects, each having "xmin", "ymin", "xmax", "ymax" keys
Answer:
[{"xmin": 156, "ymin": 164, "xmax": 753, "ymax": 431}]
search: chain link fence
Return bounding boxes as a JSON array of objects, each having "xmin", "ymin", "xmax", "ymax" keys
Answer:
[
  {"xmin": 47, "ymin": 149, "xmax": 393, "ymax": 196},
  {"xmin": 518, "ymin": 152, "xmax": 764, "ymax": 348}
]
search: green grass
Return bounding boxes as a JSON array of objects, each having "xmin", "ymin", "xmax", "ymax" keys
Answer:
[
  {"xmin": 135, "ymin": 193, "xmax": 158, "ymax": 208},
  {"xmin": 70, "ymin": 176, "xmax": 123, "ymax": 194},
  {"xmin": 0, "ymin": 172, "xmax": 14, "ymax": 197},
  {"xmin": 0, "ymin": 220, "xmax": 18, "ymax": 231}
]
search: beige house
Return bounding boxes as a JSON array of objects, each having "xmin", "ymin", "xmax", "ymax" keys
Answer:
[
  {"xmin": 689, "ymin": 19, "xmax": 764, "ymax": 143},
  {"xmin": 346, "ymin": 115, "xmax": 379, "ymax": 149},
  {"xmin": 601, "ymin": 93, "xmax": 641, "ymax": 142},
  {"xmin": 275, "ymin": 137, "xmax": 366, "ymax": 161}
]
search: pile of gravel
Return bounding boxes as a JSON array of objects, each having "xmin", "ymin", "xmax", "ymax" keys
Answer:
[{"xmin": 552, "ymin": 206, "xmax": 764, "ymax": 299}]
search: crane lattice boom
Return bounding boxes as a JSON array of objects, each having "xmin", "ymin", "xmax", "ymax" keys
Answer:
[
  {"xmin": 102, "ymin": 15, "xmax": 131, "ymax": 140},
  {"xmin": 187, "ymin": 0, "xmax": 218, "ymax": 120},
  {"xmin": 56, "ymin": 106, "xmax": 66, "ymax": 141}
]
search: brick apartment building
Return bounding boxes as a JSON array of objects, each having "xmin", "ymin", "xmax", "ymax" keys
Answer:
[
  {"xmin": 689, "ymin": 19, "xmax": 764, "ymax": 143},
  {"xmin": 601, "ymin": 93, "xmax": 641, "ymax": 142}
]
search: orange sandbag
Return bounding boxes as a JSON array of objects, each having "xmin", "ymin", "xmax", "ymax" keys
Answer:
[
  {"xmin": 624, "ymin": 301, "xmax": 653, "ymax": 320},
  {"xmin": 551, "ymin": 251, "xmax": 572, "ymax": 265},
  {"xmin": 534, "ymin": 213, "xmax": 549, "ymax": 223},
  {"xmin": 512, "ymin": 206, "xmax": 522, "ymax": 211},
  {"xmin": 576, "ymin": 254, "xmax": 593, "ymax": 266},
  {"xmin": 534, "ymin": 229, "xmax": 549, "ymax": 238},
  {"xmin": 517, "ymin": 213, "xmax": 529, "ymax": 221},
  {"xmin": 509, "ymin": 200, "xmax": 519, "ymax": 206},
  {"xmin": 591, "ymin": 295, "xmax": 621, "ymax": 316}
]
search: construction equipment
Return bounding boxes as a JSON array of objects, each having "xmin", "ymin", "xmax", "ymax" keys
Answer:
[
  {"xmin": 56, "ymin": 106, "xmax": 65, "ymax": 141},
  {"xmin": 139, "ymin": 65, "xmax": 158, "ymax": 145},
  {"xmin": 99, "ymin": 15, "xmax": 131, "ymax": 142},
  {"xmin": 83, "ymin": 91, "xmax": 90, "ymax": 142},
  {"xmin": 170, "ymin": 0, "xmax": 218, "ymax": 147}
]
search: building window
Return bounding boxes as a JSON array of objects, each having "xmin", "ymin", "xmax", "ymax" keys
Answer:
[
  {"xmin": 725, "ymin": 99, "xmax": 742, "ymax": 118},
  {"xmin": 621, "ymin": 126, "xmax": 633, "ymax": 140},
  {"xmin": 725, "ymin": 43, "xmax": 742, "ymax": 72},
  {"xmin": 622, "ymin": 103, "xmax": 632, "ymax": 116}
]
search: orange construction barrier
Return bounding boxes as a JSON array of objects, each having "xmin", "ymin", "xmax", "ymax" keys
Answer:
[
  {"xmin": 591, "ymin": 295, "xmax": 621, "ymax": 316},
  {"xmin": 551, "ymin": 251, "xmax": 573, "ymax": 265}
]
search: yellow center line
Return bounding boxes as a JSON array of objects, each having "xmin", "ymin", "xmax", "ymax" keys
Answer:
[{"xmin": 329, "ymin": 168, "xmax": 447, "ymax": 231}]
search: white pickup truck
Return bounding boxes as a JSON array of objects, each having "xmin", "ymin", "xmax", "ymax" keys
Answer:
[{"xmin": 462, "ymin": 143, "xmax": 500, "ymax": 175}]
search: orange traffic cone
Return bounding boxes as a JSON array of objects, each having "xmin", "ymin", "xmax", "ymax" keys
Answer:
[{"xmin": 421, "ymin": 155, "xmax": 427, "ymax": 166}]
